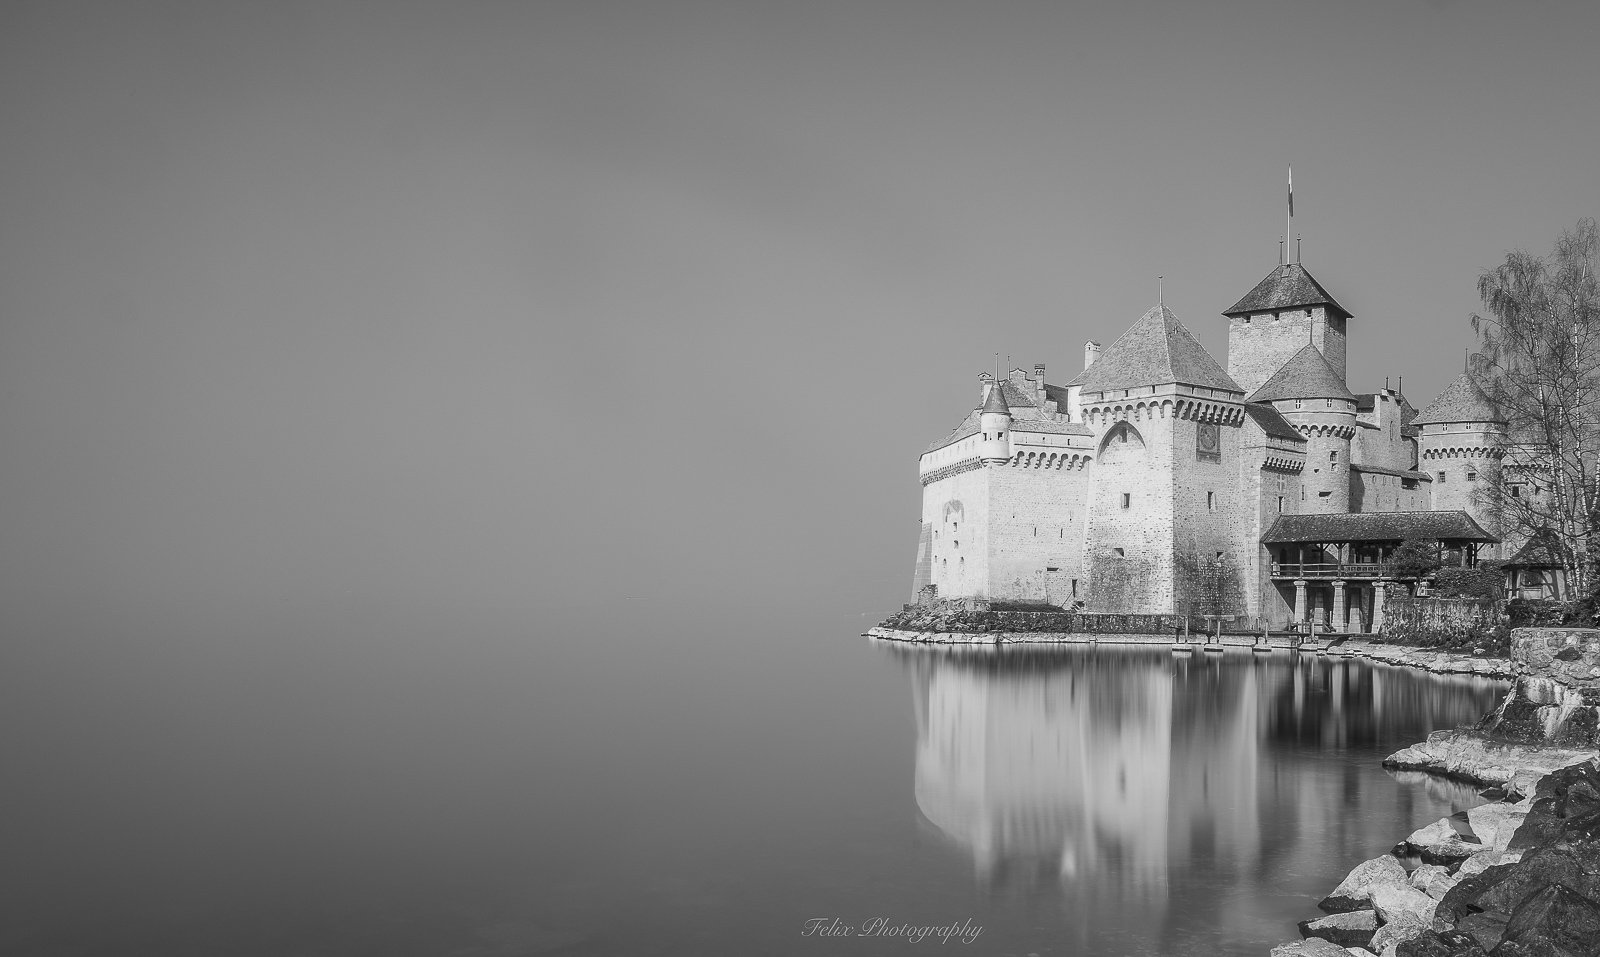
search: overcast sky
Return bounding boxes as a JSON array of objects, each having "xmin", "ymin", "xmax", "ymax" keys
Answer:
[{"xmin": 3, "ymin": 0, "xmax": 1598, "ymax": 625}]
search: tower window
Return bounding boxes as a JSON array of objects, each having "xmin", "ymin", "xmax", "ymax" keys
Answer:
[
  {"xmin": 1047, "ymin": 566, "xmax": 1059, "ymax": 572},
  {"xmin": 1437, "ymin": 472, "xmax": 1447, "ymax": 483},
  {"xmin": 1278, "ymin": 495, "xmax": 1285, "ymax": 512},
  {"xmin": 1121, "ymin": 493, "xmax": 1131, "ymax": 509},
  {"xmin": 1511, "ymin": 485, "xmax": 1521, "ymax": 498},
  {"xmin": 1301, "ymin": 488, "xmax": 1306, "ymax": 500},
  {"xmin": 1326, "ymin": 399, "xmax": 1333, "ymax": 408},
  {"xmin": 1466, "ymin": 471, "xmax": 1477, "ymax": 481},
  {"xmin": 1294, "ymin": 399, "xmax": 1303, "ymax": 409},
  {"xmin": 1071, "ymin": 579, "xmax": 1079, "ymax": 597},
  {"xmin": 1207, "ymin": 491, "xmax": 1215, "ymax": 510},
  {"xmin": 1330, "ymin": 451, "xmax": 1338, "ymax": 464}
]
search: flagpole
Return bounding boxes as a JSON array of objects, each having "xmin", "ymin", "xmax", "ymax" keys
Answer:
[{"xmin": 1286, "ymin": 164, "xmax": 1293, "ymax": 265}]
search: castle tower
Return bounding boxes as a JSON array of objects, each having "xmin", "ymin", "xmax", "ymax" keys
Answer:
[
  {"xmin": 1223, "ymin": 264, "xmax": 1352, "ymax": 395},
  {"xmin": 1414, "ymin": 371, "xmax": 1506, "ymax": 554},
  {"xmin": 979, "ymin": 380, "xmax": 1012, "ymax": 464},
  {"xmin": 1246, "ymin": 345, "xmax": 1357, "ymax": 514},
  {"xmin": 1071, "ymin": 304, "xmax": 1247, "ymax": 616}
]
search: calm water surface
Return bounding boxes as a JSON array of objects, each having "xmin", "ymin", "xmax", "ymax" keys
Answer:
[{"xmin": 2, "ymin": 600, "xmax": 1506, "ymax": 956}]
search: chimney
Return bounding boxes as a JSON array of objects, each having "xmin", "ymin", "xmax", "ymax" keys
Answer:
[{"xmin": 1084, "ymin": 340, "xmax": 1102, "ymax": 372}]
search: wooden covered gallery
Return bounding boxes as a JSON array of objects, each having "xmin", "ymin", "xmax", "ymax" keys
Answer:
[{"xmin": 1261, "ymin": 511, "xmax": 1498, "ymax": 633}]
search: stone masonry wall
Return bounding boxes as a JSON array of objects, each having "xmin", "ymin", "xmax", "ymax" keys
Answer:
[
  {"xmin": 1171, "ymin": 411, "xmax": 1249, "ymax": 618},
  {"xmin": 1226, "ymin": 306, "xmax": 1346, "ymax": 396},
  {"xmin": 920, "ymin": 464, "xmax": 992, "ymax": 599},
  {"xmin": 1084, "ymin": 416, "xmax": 1174, "ymax": 613},
  {"xmin": 1418, "ymin": 422, "xmax": 1504, "ymax": 560},
  {"xmin": 985, "ymin": 463, "xmax": 1090, "ymax": 606}
]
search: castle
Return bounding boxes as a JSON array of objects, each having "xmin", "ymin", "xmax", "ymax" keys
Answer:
[{"xmin": 911, "ymin": 258, "xmax": 1515, "ymax": 633}]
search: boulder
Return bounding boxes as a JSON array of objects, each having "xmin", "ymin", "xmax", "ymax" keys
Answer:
[
  {"xmin": 1436, "ymin": 863, "xmax": 1519, "ymax": 926},
  {"xmin": 1470, "ymin": 845, "xmax": 1587, "ymax": 916},
  {"xmin": 1452, "ymin": 911, "xmax": 1510, "ymax": 952},
  {"xmin": 1404, "ymin": 819, "xmax": 1482, "ymax": 865},
  {"xmin": 1410, "ymin": 863, "xmax": 1451, "ymax": 891},
  {"xmin": 1270, "ymin": 937, "xmax": 1357, "ymax": 957},
  {"xmin": 1372, "ymin": 882, "xmax": 1440, "ymax": 927},
  {"xmin": 1382, "ymin": 733, "xmax": 1597, "ymax": 792},
  {"xmin": 1321, "ymin": 855, "xmax": 1411, "ymax": 913},
  {"xmin": 1393, "ymin": 929, "xmax": 1490, "ymax": 956},
  {"xmin": 1369, "ymin": 913, "xmax": 1428, "ymax": 952},
  {"xmin": 1297, "ymin": 910, "xmax": 1377, "ymax": 948},
  {"xmin": 1458, "ymin": 850, "xmax": 1521, "ymax": 879},
  {"xmin": 1498, "ymin": 881, "xmax": 1600, "ymax": 955},
  {"xmin": 1409, "ymin": 863, "xmax": 1460, "ymax": 900},
  {"xmin": 1466, "ymin": 802, "xmax": 1529, "ymax": 853}
]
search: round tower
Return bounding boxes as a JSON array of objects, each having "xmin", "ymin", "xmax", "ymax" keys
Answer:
[
  {"xmin": 1414, "ymin": 372, "xmax": 1506, "ymax": 552},
  {"xmin": 1246, "ymin": 344, "xmax": 1357, "ymax": 514},
  {"xmin": 979, "ymin": 380, "xmax": 1012, "ymax": 464}
]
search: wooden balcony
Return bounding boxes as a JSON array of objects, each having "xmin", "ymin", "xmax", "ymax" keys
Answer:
[{"xmin": 1270, "ymin": 562, "xmax": 1389, "ymax": 580}]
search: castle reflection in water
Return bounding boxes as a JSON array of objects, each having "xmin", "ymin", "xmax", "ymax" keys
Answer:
[{"xmin": 894, "ymin": 645, "xmax": 1502, "ymax": 946}]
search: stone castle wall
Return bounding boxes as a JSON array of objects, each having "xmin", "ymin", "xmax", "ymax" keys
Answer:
[
  {"xmin": 984, "ymin": 464, "xmax": 1090, "ymax": 605},
  {"xmin": 1226, "ymin": 305, "xmax": 1346, "ymax": 395},
  {"xmin": 1083, "ymin": 416, "xmax": 1176, "ymax": 613}
]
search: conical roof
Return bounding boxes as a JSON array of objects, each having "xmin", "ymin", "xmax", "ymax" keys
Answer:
[
  {"xmin": 1069, "ymin": 304, "xmax": 1241, "ymax": 393},
  {"xmin": 1246, "ymin": 345, "xmax": 1356, "ymax": 403},
  {"xmin": 1412, "ymin": 372, "xmax": 1504, "ymax": 425},
  {"xmin": 980, "ymin": 380, "xmax": 1010, "ymax": 414},
  {"xmin": 1224, "ymin": 263, "xmax": 1351, "ymax": 319}
]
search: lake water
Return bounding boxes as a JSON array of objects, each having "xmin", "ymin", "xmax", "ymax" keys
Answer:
[{"xmin": 2, "ymin": 600, "xmax": 1508, "ymax": 956}]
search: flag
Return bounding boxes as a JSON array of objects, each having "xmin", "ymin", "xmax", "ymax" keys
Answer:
[{"xmin": 1287, "ymin": 165, "xmax": 1294, "ymax": 218}]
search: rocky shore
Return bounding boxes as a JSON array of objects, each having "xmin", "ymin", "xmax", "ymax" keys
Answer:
[{"xmin": 1274, "ymin": 628, "xmax": 1600, "ymax": 957}]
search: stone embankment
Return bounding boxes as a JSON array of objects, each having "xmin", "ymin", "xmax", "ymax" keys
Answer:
[
  {"xmin": 868, "ymin": 615, "xmax": 1517, "ymax": 680},
  {"xmin": 1274, "ymin": 628, "xmax": 1600, "ymax": 957}
]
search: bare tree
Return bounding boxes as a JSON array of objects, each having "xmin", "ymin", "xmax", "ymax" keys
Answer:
[{"xmin": 1471, "ymin": 218, "xmax": 1600, "ymax": 596}]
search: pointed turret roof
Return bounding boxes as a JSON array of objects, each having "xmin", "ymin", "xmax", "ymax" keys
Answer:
[
  {"xmin": 1412, "ymin": 372, "xmax": 1504, "ymax": 425},
  {"xmin": 1224, "ymin": 263, "xmax": 1351, "ymax": 319},
  {"xmin": 981, "ymin": 380, "xmax": 1010, "ymax": 414},
  {"xmin": 1246, "ymin": 344, "xmax": 1357, "ymax": 403},
  {"xmin": 1069, "ymin": 304, "xmax": 1241, "ymax": 393}
]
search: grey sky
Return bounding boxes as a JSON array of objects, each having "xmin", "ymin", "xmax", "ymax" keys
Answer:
[{"xmin": 3, "ymin": 0, "xmax": 1598, "ymax": 619}]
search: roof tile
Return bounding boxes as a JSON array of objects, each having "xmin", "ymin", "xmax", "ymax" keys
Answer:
[
  {"xmin": 1412, "ymin": 372, "xmax": 1504, "ymax": 425},
  {"xmin": 1246, "ymin": 345, "xmax": 1357, "ymax": 403},
  {"xmin": 1262, "ymin": 511, "xmax": 1497, "ymax": 544},
  {"xmin": 1069, "ymin": 304, "xmax": 1241, "ymax": 393},
  {"xmin": 1225, "ymin": 263, "xmax": 1351, "ymax": 318}
]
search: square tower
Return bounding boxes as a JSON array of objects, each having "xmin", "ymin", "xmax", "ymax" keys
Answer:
[{"xmin": 1223, "ymin": 263, "xmax": 1352, "ymax": 396}]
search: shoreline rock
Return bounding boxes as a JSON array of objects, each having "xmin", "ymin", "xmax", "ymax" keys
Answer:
[{"xmin": 1278, "ymin": 627, "xmax": 1600, "ymax": 956}]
